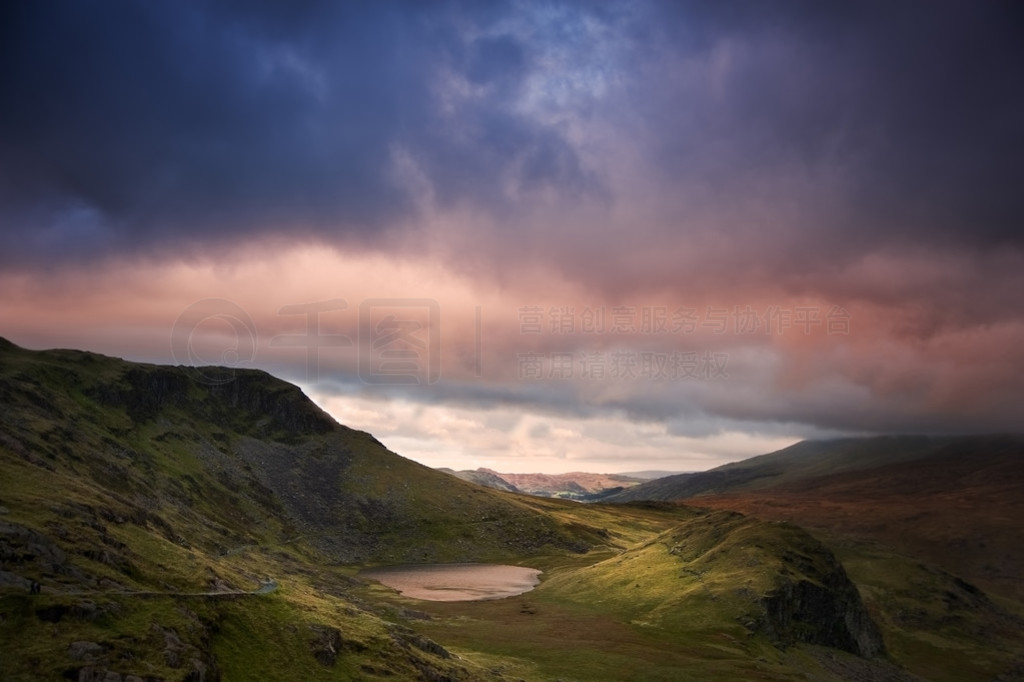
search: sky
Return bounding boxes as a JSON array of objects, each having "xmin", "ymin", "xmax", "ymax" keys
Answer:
[{"xmin": 2, "ymin": 1, "xmax": 1022, "ymax": 473}]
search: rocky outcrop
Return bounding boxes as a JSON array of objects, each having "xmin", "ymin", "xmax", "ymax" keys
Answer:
[
  {"xmin": 0, "ymin": 520, "xmax": 68, "ymax": 573},
  {"xmin": 660, "ymin": 511, "xmax": 885, "ymax": 658},
  {"xmin": 759, "ymin": 569, "xmax": 885, "ymax": 657},
  {"xmin": 389, "ymin": 624, "xmax": 452, "ymax": 659},
  {"xmin": 67, "ymin": 641, "xmax": 105, "ymax": 661},
  {"xmin": 112, "ymin": 366, "xmax": 339, "ymax": 440},
  {"xmin": 306, "ymin": 623, "xmax": 371, "ymax": 667}
]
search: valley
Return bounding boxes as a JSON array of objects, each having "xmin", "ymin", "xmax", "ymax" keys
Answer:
[
  {"xmin": 1, "ymin": 340, "xmax": 1022, "ymax": 680},
  {"xmin": 4, "ymin": 4, "xmax": 1022, "ymax": 680}
]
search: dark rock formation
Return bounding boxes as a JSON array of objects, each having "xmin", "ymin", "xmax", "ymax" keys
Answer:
[
  {"xmin": 389, "ymin": 624, "xmax": 452, "ymax": 659},
  {"xmin": 309, "ymin": 625, "xmax": 344, "ymax": 666},
  {"xmin": 67, "ymin": 641, "xmax": 105, "ymax": 661},
  {"xmin": 759, "ymin": 570, "xmax": 885, "ymax": 657}
]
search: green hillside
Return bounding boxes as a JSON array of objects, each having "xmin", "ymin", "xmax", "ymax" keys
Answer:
[
  {"xmin": 0, "ymin": 338, "xmax": 591, "ymax": 567},
  {"xmin": 603, "ymin": 433, "xmax": 1024, "ymax": 679},
  {"xmin": 0, "ymin": 339, "xmax": 597, "ymax": 680},
  {"xmin": 1, "ymin": 340, "xmax": 985, "ymax": 680}
]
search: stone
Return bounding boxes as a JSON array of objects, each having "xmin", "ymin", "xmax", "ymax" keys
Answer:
[
  {"xmin": 309, "ymin": 625, "xmax": 344, "ymax": 666},
  {"xmin": 68, "ymin": 641, "xmax": 104, "ymax": 660}
]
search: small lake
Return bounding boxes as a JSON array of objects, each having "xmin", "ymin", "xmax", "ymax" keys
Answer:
[{"xmin": 359, "ymin": 563, "xmax": 542, "ymax": 601}]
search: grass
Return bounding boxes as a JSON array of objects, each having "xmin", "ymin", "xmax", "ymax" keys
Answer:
[
  {"xmin": 827, "ymin": 536, "xmax": 1024, "ymax": 681},
  {"xmin": 1, "ymin": 340, "xmax": 647, "ymax": 679},
  {"xmin": 693, "ymin": 492, "xmax": 1024, "ymax": 681},
  {"xmin": 3, "ymin": 339, "xmax": 1021, "ymax": 681},
  {"xmin": 350, "ymin": 507, "xmax": 904, "ymax": 681}
]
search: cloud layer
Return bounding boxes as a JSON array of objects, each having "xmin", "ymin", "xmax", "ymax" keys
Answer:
[{"xmin": 2, "ymin": 1, "xmax": 1021, "ymax": 470}]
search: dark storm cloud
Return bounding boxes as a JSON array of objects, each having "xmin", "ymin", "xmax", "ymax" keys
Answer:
[
  {"xmin": 0, "ymin": 0, "xmax": 596, "ymax": 264},
  {"xmin": 1, "ymin": 0, "xmax": 1022, "ymax": 270},
  {"xmin": 0, "ymin": 1, "xmax": 409, "ymax": 260},
  {"xmin": 636, "ymin": 0, "xmax": 1024, "ymax": 251}
]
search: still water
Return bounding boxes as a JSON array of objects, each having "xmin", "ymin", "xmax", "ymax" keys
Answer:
[{"xmin": 360, "ymin": 563, "xmax": 542, "ymax": 601}]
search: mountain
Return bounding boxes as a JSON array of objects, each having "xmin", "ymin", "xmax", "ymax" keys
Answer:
[
  {"xmin": 436, "ymin": 468, "xmax": 520, "ymax": 492},
  {"xmin": 0, "ymin": 338, "xmax": 591, "ymax": 566},
  {"xmin": 0, "ymin": 339, "xmax": 602, "ymax": 680},
  {"xmin": 605, "ymin": 435, "xmax": 1021, "ymax": 503},
  {"xmin": 438, "ymin": 468, "xmax": 646, "ymax": 499},
  {"xmin": 617, "ymin": 470, "xmax": 692, "ymax": 480},
  {"xmin": 606, "ymin": 434, "xmax": 1024, "ymax": 598},
  {"xmin": 606, "ymin": 434, "xmax": 1024, "ymax": 679},
  {"xmin": 1, "ymin": 339, "xmax": 1013, "ymax": 680}
]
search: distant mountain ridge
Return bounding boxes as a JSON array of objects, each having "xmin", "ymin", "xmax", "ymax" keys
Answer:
[
  {"xmin": 604, "ymin": 434, "xmax": 1024, "ymax": 503},
  {"xmin": 437, "ymin": 467, "xmax": 646, "ymax": 499},
  {"xmin": 618, "ymin": 469, "xmax": 692, "ymax": 480},
  {"xmin": 607, "ymin": 432, "xmax": 1024, "ymax": 605},
  {"xmin": 436, "ymin": 467, "xmax": 520, "ymax": 492}
]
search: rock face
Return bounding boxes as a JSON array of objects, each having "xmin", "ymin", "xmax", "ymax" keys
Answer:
[
  {"xmin": 308, "ymin": 625, "xmax": 346, "ymax": 666},
  {"xmin": 697, "ymin": 513, "xmax": 885, "ymax": 658},
  {"xmin": 0, "ymin": 520, "xmax": 68, "ymax": 572},
  {"xmin": 692, "ymin": 514, "xmax": 887, "ymax": 658},
  {"xmin": 93, "ymin": 365, "xmax": 339, "ymax": 441},
  {"xmin": 67, "ymin": 641, "xmax": 105, "ymax": 661},
  {"xmin": 760, "ymin": 569, "xmax": 885, "ymax": 657}
]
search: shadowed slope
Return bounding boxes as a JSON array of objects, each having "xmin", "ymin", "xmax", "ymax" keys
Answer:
[
  {"xmin": 604, "ymin": 435, "xmax": 1002, "ymax": 503},
  {"xmin": 2, "ymin": 339, "xmax": 581, "ymax": 680},
  {"xmin": 0, "ymin": 338, "xmax": 591, "ymax": 568}
]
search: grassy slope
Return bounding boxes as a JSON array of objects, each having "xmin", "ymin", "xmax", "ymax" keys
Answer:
[
  {"xmin": 0, "ymin": 339, "xmax": 596, "ymax": 680},
  {"xmin": 829, "ymin": 537, "xmax": 1024, "ymax": 682},
  {"xmin": 359, "ymin": 507, "xmax": 912, "ymax": 682},
  {"xmin": 694, "ymin": 436, "xmax": 1024, "ymax": 599},
  {"xmin": 0, "ymin": 338, "xmax": 593, "ymax": 563},
  {"xmin": 621, "ymin": 435, "xmax": 1024, "ymax": 680},
  {"xmin": 0, "ymin": 339, "xmax": 924, "ymax": 681},
  {"xmin": 691, "ymin": 500, "xmax": 1024, "ymax": 679}
]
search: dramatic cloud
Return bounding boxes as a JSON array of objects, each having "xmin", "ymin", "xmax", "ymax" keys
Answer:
[
  {"xmin": 1, "ymin": 1, "xmax": 1021, "ymax": 471},
  {"xmin": 0, "ymin": 0, "xmax": 603, "ymax": 264}
]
